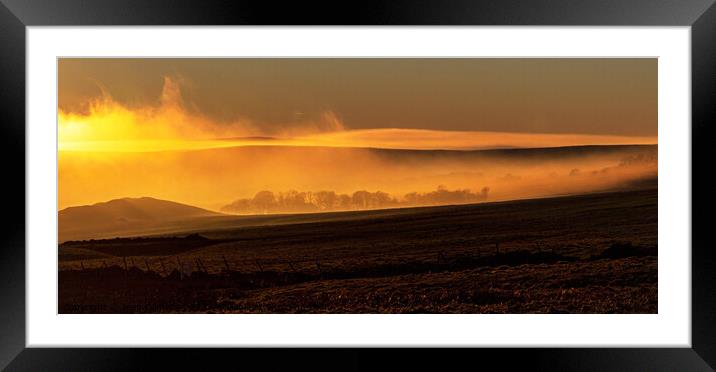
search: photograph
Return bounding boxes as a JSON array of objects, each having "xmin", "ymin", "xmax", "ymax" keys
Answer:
[
  {"xmin": 2, "ymin": 0, "xmax": 712, "ymax": 367},
  {"xmin": 57, "ymin": 57, "xmax": 658, "ymax": 314}
]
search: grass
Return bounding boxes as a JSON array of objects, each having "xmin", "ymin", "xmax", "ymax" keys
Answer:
[{"xmin": 59, "ymin": 188, "xmax": 657, "ymax": 314}]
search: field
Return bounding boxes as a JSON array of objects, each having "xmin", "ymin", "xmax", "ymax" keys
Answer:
[{"xmin": 59, "ymin": 188, "xmax": 657, "ymax": 313}]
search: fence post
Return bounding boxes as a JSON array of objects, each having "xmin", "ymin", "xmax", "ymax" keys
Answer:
[
  {"xmin": 255, "ymin": 259, "xmax": 263, "ymax": 273},
  {"xmin": 144, "ymin": 258, "xmax": 151, "ymax": 272},
  {"xmin": 315, "ymin": 259, "xmax": 322, "ymax": 278},
  {"xmin": 159, "ymin": 258, "xmax": 167, "ymax": 276},
  {"xmin": 80, "ymin": 261, "xmax": 85, "ymax": 271},
  {"xmin": 196, "ymin": 258, "xmax": 207, "ymax": 273},
  {"xmin": 176, "ymin": 256, "xmax": 183, "ymax": 280},
  {"xmin": 123, "ymin": 256, "xmax": 128, "ymax": 271},
  {"xmin": 222, "ymin": 255, "xmax": 231, "ymax": 272}
]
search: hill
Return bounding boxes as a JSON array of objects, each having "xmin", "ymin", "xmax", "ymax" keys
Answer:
[
  {"xmin": 58, "ymin": 143, "xmax": 657, "ymax": 242},
  {"xmin": 58, "ymin": 197, "xmax": 223, "ymax": 242},
  {"xmin": 59, "ymin": 188, "xmax": 657, "ymax": 313}
]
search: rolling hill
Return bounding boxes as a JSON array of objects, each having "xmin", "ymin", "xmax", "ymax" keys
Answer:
[
  {"xmin": 58, "ymin": 144, "xmax": 657, "ymax": 242},
  {"xmin": 58, "ymin": 197, "xmax": 224, "ymax": 242}
]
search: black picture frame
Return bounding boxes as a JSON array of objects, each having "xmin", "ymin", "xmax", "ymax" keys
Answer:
[{"xmin": 1, "ymin": 0, "xmax": 714, "ymax": 370}]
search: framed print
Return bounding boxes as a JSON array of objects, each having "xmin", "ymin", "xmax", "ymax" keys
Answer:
[{"xmin": 1, "ymin": 0, "xmax": 715, "ymax": 370}]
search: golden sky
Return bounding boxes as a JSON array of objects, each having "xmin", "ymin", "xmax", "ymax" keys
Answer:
[
  {"xmin": 58, "ymin": 58, "xmax": 657, "ymax": 211},
  {"xmin": 59, "ymin": 58, "xmax": 657, "ymax": 140}
]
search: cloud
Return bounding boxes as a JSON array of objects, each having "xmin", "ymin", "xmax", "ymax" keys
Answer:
[
  {"xmin": 296, "ymin": 128, "xmax": 657, "ymax": 151},
  {"xmin": 59, "ymin": 76, "xmax": 658, "ymax": 153},
  {"xmin": 58, "ymin": 76, "xmax": 347, "ymax": 151}
]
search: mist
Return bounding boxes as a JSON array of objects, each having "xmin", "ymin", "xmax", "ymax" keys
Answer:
[
  {"xmin": 58, "ymin": 144, "xmax": 657, "ymax": 212},
  {"xmin": 59, "ymin": 76, "xmax": 655, "ymax": 153},
  {"xmin": 221, "ymin": 186, "xmax": 491, "ymax": 214},
  {"xmin": 58, "ymin": 77, "xmax": 348, "ymax": 151},
  {"xmin": 58, "ymin": 76, "xmax": 656, "ymax": 213}
]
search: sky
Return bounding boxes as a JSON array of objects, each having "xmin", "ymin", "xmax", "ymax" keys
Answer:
[
  {"xmin": 59, "ymin": 58, "xmax": 657, "ymax": 139},
  {"xmin": 57, "ymin": 58, "xmax": 658, "ymax": 211}
]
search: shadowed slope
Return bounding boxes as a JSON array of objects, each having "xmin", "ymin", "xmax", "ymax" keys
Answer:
[{"xmin": 59, "ymin": 197, "xmax": 223, "ymax": 242}]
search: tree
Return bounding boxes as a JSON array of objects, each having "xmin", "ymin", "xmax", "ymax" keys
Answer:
[{"xmin": 252, "ymin": 190, "xmax": 276, "ymax": 214}]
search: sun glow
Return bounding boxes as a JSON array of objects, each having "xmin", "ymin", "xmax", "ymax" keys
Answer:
[
  {"xmin": 58, "ymin": 77, "xmax": 656, "ymax": 153},
  {"xmin": 58, "ymin": 76, "xmax": 657, "ymax": 212}
]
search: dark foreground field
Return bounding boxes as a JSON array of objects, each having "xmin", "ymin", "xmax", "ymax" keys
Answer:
[{"xmin": 59, "ymin": 188, "xmax": 657, "ymax": 313}]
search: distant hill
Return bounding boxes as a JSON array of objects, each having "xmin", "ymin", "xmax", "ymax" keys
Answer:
[
  {"xmin": 57, "ymin": 144, "xmax": 657, "ymax": 242},
  {"xmin": 365, "ymin": 144, "xmax": 657, "ymax": 162},
  {"xmin": 58, "ymin": 197, "xmax": 223, "ymax": 242}
]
